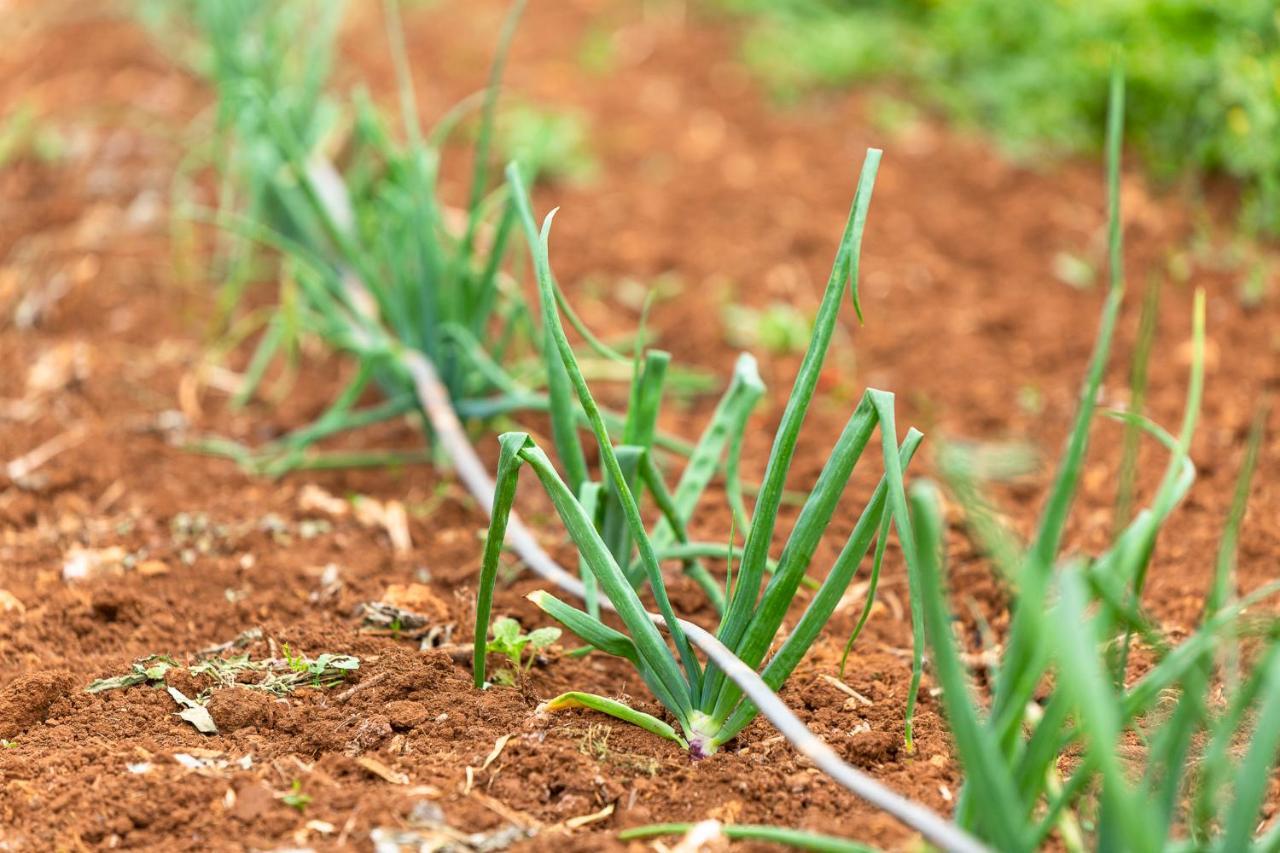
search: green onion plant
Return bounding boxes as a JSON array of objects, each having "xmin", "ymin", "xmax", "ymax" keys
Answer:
[
  {"xmin": 908, "ymin": 66, "xmax": 1280, "ymax": 852},
  {"xmin": 184, "ymin": 0, "xmax": 711, "ymax": 482},
  {"xmin": 474, "ymin": 151, "xmax": 931, "ymax": 759},
  {"xmin": 184, "ymin": 0, "xmax": 591, "ymax": 476}
]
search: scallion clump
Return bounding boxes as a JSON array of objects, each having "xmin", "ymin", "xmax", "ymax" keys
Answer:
[
  {"xmin": 905, "ymin": 66, "xmax": 1280, "ymax": 852},
  {"xmin": 474, "ymin": 151, "xmax": 930, "ymax": 756}
]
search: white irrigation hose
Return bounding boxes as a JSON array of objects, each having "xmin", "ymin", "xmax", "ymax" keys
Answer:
[
  {"xmin": 316, "ymin": 157, "xmax": 984, "ymax": 850},
  {"xmin": 402, "ymin": 352, "xmax": 989, "ymax": 853}
]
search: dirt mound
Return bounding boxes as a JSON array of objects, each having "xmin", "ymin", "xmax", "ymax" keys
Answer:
[{"xmin": 0, "ymin": 670, "xmax": 75, "ymax": 740}]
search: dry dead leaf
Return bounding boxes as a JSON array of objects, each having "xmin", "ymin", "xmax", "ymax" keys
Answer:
[
  {"xmin": 564, "ymin": 802, "xmax": 614, "ymax": 829},
  {"xmin": 480, "ymin": 734, "xmax": 511, "ymax": 771},
  {"xmin": 0, "ymin": 589, "xmax": 25, "ymax": 613},
  {"xmin": 61, "ymin": 545, "xmax": 127, "ymax": 582},
  {"xmin": 298, "ymin": 484, "xmax": 349, "ymax": 517},
  {"xmin": 136, "ymin": 560, "xmax": 170, "ymax": 577},
  {"xmin": 26, "ymin": 341, "xmax": 90, "ymax": 397},
  {"xmin": 355, "ymin": 756, "xmax": 408, "ymax": 785},
  {"xmin": 353, "ymin": 496, "xmax": 411, "ymax": 554}
]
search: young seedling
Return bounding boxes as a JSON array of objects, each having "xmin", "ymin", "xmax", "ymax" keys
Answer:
[
  {"xmin": 485, "ymin": 617, "xmax": 561, "ymax": 684},
  {"xmin": 722, "ymin": 302, "xmax": 814, "ymax": 355},
  {"xmin": 496, "ymin": 102, "xmax": 598, "ymax": 186},
  {"xmin": 475, "ymin": 149, "xmax": 928, "ymax": 758},
  {"xmin": 281, "ymin": 780, "xmax": 311, "ymax": 813}
]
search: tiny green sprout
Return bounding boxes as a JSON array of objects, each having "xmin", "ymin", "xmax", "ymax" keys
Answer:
[
  {"xmin": 487, "ymin": 617, "xmax": 561, "ymax": 681},
  {"xmin": 282, "ymin": 643, "xmax": 307, "ymax": 674},
  {"xmin": 496, "ymin": 103, "xmax": 597, "ymax": 185},
  {"xmin": 722, "ymin": 302, "xmax": 813, "ymax": 354},
  {"xmin": 1, "ymin": 739, "xmax": 16, "ymax": 749},
  {"xmin": 281, "ymin": 780, "xmax": 311, "ymax": 813},
  {"xmin": 304, "ymin": 653, "xmax": 360, "ymax": 688}
]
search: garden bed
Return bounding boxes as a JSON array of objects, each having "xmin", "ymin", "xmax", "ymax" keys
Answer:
[{"xmin": 1, "ymin": 1, "xmax": 1277, "ymax": 850}]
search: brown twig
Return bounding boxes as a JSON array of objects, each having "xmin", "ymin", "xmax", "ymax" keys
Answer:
[{"xmin": 333, "ymin": 671, "xmax": 388, "ymax": 705}]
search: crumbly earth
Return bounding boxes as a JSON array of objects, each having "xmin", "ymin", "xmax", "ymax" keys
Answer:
[{"xmin": 1, "ymin": 1, "xmax": 1278, "ymax": 851}]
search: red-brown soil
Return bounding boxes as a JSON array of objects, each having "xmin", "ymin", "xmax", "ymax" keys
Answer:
[{"xmin": 2, "ymin": 1, "xmax": 1278, "ymax": 851}]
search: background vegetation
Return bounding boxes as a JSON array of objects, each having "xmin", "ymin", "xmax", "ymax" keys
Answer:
[{"xmin": 721, "ymin": 0, "xmax": 1280, "ymax": 235}]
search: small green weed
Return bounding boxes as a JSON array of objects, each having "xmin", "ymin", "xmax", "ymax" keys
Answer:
[
  {"xmin": 722, "ymin": 302, "xmax": 813, "ymax": 355},
  {"xmin": 0, "ymin": 103, "xmax": 65, "ymax": 169},
  {"xmin": 496, "ymin": 102, "xmax": 597, "ymax": 185},
  {"xmin": 281, "ymin": 780, "xmax": 311, "ymax": 813},
  {"xmin": 486, "ymin": 617, "xmax": 560, "ymax": 684}
]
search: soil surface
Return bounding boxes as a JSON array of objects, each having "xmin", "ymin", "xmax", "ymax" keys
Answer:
[{"xmin": 2, "ymin": 1, "xmax": 1278, "ymax": 851}]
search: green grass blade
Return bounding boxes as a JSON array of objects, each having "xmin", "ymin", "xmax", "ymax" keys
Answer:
[
  {"xmin": 707, "ymin": 149, "xmax": 881, "ymax": 707},
  {"xmin": 867, "ymin": 390, "xmax": 927, "ymax": 750},
  {"xmin": 543, "ymin": 317, "xmax": 590, "ymax": 494},
  {"xmin": 650, "ymin": 352, "xmax": 763, "ymax": 552},
  {"xmin": 508, "ymin": 163, "xmax": 702, "ymax": 695},
  {"xmin": 713, "ymin": 395, "xmax": 877, "ymax": 709},
  {"xmin": 457, "ymin": 0, "xmax": 527, "ymax": 270},
  {"xmin": 526, "ymin": 590, "xmax": 635, "ymax": 662},
  {"xmin": 1149, "ymin": 675, "xmax": 1207, "ymax": 843},
  {"xmin": 839, "ymin": 510, "xmax": 892, "ymax": 679},
  {"xmin": 577, "ymin": 481, "xmax": 602, "ymax": 617},
  {"xmin": 1114, "ymin": 272, "xmax": 1161, "ymax": 530},
  {"xmin": 1114, "ymin": 288, "xmax": 1206, "ymax": 678},
  {"xmin": 716, "ymin": 430, "xmax": 922, "ymax": 742},
  {"xmin": 907, "ymin": 480, "xmax": 1030, "ymax": 851},
  {"xmin": 516, "ymin": 443, "xmax": 692, "ymax": 723},
  {"xmin": 601, "ymin": 445, "xmax": 644, "ymax": 568},
  {"xmin": 1026, "ymin": 59, "xmax": 1126, "ymax": 575},
  {"xmin": 1122, "ymin": 579, "xmax": 1280, "ymax": 719},
  {"xmin": 1205, "ymin": 404, "xmax": 1267, "ymax": 621},
  {"xmin": 989, "ymin": 64, "xmax": 1127, "ymax": 748},
  {"xmin": 549, "ymin": 273, "xmax": 629, "ymax": 363},
  {"xmin": 543, "ymin": 692, "xmax": 687, "ymax": 748},
  {"xmin": 623, "ymin": 349, "xmax": 671, "ymax": 448},
  {"xmin": 1052, "ymin": 569, "xmax": 1156, "ymax": 853},
  {"xmin": 1192, "ymin": 643, "xmax": 1279, "ymax": 840},
  {"xmin": 472, "ymin": 432, "xmax": 529, "ymax": 688},
  {"xmin": 1010, "ymin": 693, "xmax": 1074, "ymax": 822},
  {"xmin": 1219, "ymin": 648, "xmax": 1280, "ymax": 851},
  {"xmin": 231, "ymin": 317, "xmax": 286, "ymax": 407},
  {"xmin": 639, "ymin": 453, "xmax": 725, "ymax": 609},
  {"xmin": 620, "ymin": 823, "xmax": 881, "ymax": 852}
]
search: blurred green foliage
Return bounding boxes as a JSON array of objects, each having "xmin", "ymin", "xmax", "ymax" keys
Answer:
[
  {"xmin": 724, "ymin": 0, "xmax": 1280, "ymax": 234},
  {"xmin": 496, "ymin": 102, "xmax": 598, "ymax": 185}
]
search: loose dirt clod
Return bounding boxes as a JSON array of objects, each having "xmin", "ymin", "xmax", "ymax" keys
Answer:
[
  {"xmin": 208, "ymin": 687, "xmax": 277, "ymax": 731},
  {"xmin": 0, "ymin": 671, "xmax": 75, "ymax": 739}
]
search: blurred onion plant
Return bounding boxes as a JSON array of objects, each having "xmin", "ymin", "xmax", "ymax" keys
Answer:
[
  {"xmin": 181, "ymin": 0, "xmax": 654, "ymax": 476},
  {"xmin": 908, "ymin": 68, "xmax": 1280, "ymax": 853}
]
